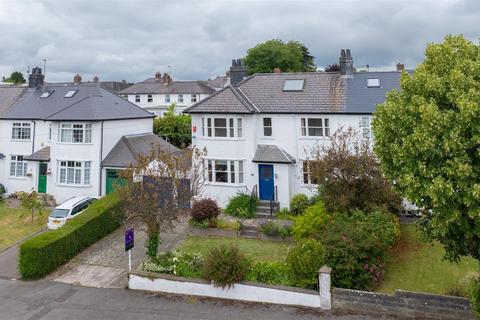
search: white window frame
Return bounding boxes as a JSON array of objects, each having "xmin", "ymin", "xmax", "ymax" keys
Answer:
[
  {"xmin": 205, "ymin": 159, "xmax": 245, "ymax": 185},
  {"xmin": 11, "ymin": 122, "xmax": 31, "ymax": 140},
  {"xmin": 147, "ymin": 94, "xmax": 153, "ymax": 103},
  {"xmin": 300, "ymin": 117, "xmax": 330, "ymax": 137},
  {"xmin": 191, "ymin": 94, "xmax": 198, "ymax": 103},
  {"xmin": 59, "ymin": 123, "xmax": 92, "ymax": 144},
  {"xmin": 302, "ymin": 160, "xmax": 319, "ymax": 185},
  {"xmin": 135, "ymin": 95, "xmax": 141, "ymax": 103},
  {"xmin": 263, "ymin": 117, "xmax": 272, "ymax": 137},
  {"xmin": 165, "ymin": 94, "xmax": 170, "ymax": 103},
  {"xmin": 57, "ymin": 160, "xmax": 92, "ymax": 186},
  {"xmin": 10, "ymin": 155, "xmax": 28, "ymax": 178},
  {"xmin": 360, "ymin": 116, "xmax": 372, "ymax": 140},
  {"xmin": 201, "ymin": 116, "xmax": 243, "ymax": 139},
  {"xmin": 178, "ymin": 94, "xmax": 184, "ymax": 103}
]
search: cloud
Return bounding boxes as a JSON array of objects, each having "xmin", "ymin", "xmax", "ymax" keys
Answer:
[{"xmin": 0, "ymin": 0, "xmax": 478, "ymax": 82}]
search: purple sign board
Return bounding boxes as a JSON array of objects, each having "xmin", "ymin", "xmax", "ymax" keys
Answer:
[{"xmin": 125, "ymin": 228, "xmax": 134, "ymax": 252}]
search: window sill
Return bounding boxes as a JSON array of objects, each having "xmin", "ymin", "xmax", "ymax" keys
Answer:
[
  {"xmin": 197, "ymin": 137, "xmax": 245, "ymax": 141},
  {"xmin": 205, "ymin": 182, "xmax": 247, "ymax": 187},
  {"xmin": 298, "ymin": 136, "xmax": 330, "ymax": 140},
  {"xmin": 56, "ymin": 142, "xmax": 94, "ymax": 145},
  {"xmin": 56, "ymin": 183, "xmax": 92, "ymax": 188},
  {"xmin": 9, "ymin": 176, "xmax": 29, "ymax": 180},
  {"xmin": 10, "ymin": 139, "xmax": 31, "ymax": 142}
]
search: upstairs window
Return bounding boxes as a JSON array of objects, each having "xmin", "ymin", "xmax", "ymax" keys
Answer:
[
  {"xmin": 191, "ymin": 94, "xmax": 198, "ymax": 103},
  {"xmin": 283, "ymin": 79, "xmax": 304, "ymax": 91},
  {"xmin": 64, "ymin": 90, "xmax": 78, "ymax": 98},
  {"xmin": 263, "ymin": 118, "xmax": 272, "ymax": 136},
  {"xmin": 60, "ymin": 123, "xmax": 92, "ymax": 143},
  {"xmin": 202, "ymin": 117, "xmax": 243, "ymax": 138},
  {"xmin": 300, "ymin": 118, "xmax": 330, "ymax": 137},
  {"xmin": 360, "ymin": 116, "xmax": 372, "ymax": 140},
  {"xmin": 367, "ymin": 78, "xmax": 380, "ymax": 87},
  {"xmin": 11, "ymin": 122, "xmax": 31, "ymax": 140},
  {"xmin": 135, "ymin": 95, "xmax": 140, "ymax": 103},
  {"xmin": 178, "ymin": 94, "xmax": 184, "ymax": 103},
  {"xmin": 165, "ymin": 94, "xmax": 170, "ymax": 103},
  {"xmin": 147, "ymin": 94, "xmax": 153, "ymax": 103},
  {"xmin": 10, "ymin": 155, "xmax": 27, "ymax": 177}
]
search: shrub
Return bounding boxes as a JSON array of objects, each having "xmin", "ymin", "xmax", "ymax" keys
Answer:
[
  {"xmin": 140, "ymin": 250, "xmax": 203, "ymax": 278},
  {"xmin": 246, "ymin": 262, "xmax": 292, "ymax": 286},
  {"xmin": 260, "ymin": 221, "xmax": 291, "ymax": 237},
  {"xmin": 216, "ymin": 218, "xmax": 241, "ymax": 231},
  {"xmin": 191, "ymin": 198, "xmax": 221, "ymax": 222},
  {"xmin": 0, "ymin": 183, "xmax": 5, "ymax": 199},
  {"xmin": 224, "ymin": 193, "xmax": 258, "ymax": 218},
  {"xmin": 290, "ymin": 194, "xmax": 309, "ymax": 215},
  {"xmin": 286, "ymin": 239, "xmax": 326, "ymax": 289},
  {"xmin": 189, "ymin": 218, "xmax": 213, "ymax": 229},
  {"xmin": 275, "ymin": 208, "xmax": 294, "ymax": 220},
  {"xmin": 291, "ymin": 202, "xmax": 330, "ymax": 239},
  {"xmin": 19, "ymin": 193, "xmax": 122, "ymax": 279},
  {"xmin": 202, "ymin": 245, "xmax": 251, "ymax": 288},
  {"xmin": 469, "ymin": 276, "xmax": 480, "ymax": 319}
]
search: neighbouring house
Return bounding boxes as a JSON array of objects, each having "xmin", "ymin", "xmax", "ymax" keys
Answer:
[
  {"xmin": 119, "ymin": 72, "xmax": 216, "ymax": 117},
  {"xmin": 0, "ymin": 67, "xmax": 177, "ymax": 203},
  {"xmin": 184, "ymin": 49, "xmax": 405, "ymax": 209}
]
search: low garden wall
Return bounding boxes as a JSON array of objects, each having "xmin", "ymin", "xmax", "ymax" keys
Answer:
[
  {"xmin": 333, "ymin": 288, "xmax": 475, "ymax": 320},
  {"xmin": 129, "ymin": 270, "xmax": 329, "ymax": 309}
]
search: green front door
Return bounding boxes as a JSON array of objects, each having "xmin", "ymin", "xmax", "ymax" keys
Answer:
[
  {"xmin": 38, "ymin": 162, "xmax": 48, "ymax": 193},
  {"xmin": 106, "ymin": 169, "xmax": 126, "ymax": 194}
]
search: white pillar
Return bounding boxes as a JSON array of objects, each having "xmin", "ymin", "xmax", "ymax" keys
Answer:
[{"xmin": 318, "ymin": 266, "xmax": 332, "ymax": 310}]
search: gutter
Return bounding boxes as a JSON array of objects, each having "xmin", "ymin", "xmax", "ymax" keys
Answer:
[{"xmin": 99, "ymin": 121, "xmax": 104, "ymax": 197}]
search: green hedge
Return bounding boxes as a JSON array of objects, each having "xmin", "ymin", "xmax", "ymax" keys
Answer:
[{"xmin": 19, "ymin": 193, "xmax": 122, "ymax": 279}]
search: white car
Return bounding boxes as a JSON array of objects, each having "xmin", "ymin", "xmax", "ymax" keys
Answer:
[{"xmin": 47, "ymin": 196, "xmax": 96, "ymax": 230}]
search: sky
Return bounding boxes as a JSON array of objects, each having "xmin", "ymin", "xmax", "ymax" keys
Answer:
[{"xmin": 0, "ymin": 0, "xmax": 479, "ymax": 83}]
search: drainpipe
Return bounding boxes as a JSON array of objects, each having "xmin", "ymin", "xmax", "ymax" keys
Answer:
[
  {"xmin": 98, "ymin": 121, "xmax": 104, "ymax": 197},
  {"xmin": 31, "ymin": 120, "xmax": 36, "ymax": 153}
]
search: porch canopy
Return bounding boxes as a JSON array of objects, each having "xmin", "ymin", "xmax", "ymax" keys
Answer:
[
  {"xmin": 24, "ymin": 146, "xmax": 50, "ymax": 162},
  {"xmin": 252, "ymin": 144, "xmax": 295, "ymax": 164}
]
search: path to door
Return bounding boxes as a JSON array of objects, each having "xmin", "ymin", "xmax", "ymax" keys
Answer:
[{"xmin": 50, "ymin": 217, "xmax": 189, "ymax": 288}]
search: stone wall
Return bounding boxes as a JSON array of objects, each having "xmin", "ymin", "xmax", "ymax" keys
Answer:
[{"xmin": 333, "ymin": 288, "xmax": 475, "ymax": 320}]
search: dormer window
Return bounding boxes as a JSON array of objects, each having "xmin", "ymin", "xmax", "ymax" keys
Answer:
[
  {"xmin": 40, "ymin": 90, "xmax": 54, "ymax": 98},
  {"xmin": 64, "ymin": 90, "xmax": 78, "ymax": 98},
  {"xmin": 283, "ymin": 79, "xmax": 304, "ymax": 91},
  {"xmin": 367, "ymin": 78, "xmax": 380, "ymax": 87}
]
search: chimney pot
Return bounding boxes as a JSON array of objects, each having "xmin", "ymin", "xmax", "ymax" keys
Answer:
[
  {"xmin": 273, "ymin": 67, "xmax": 281, "ymax": 74},
  {"xmin": 396, "ymin": 63, "xmax": 405, "ymax": 71},
  {"xmin": 74, "ymin": 74, "xmax": 82, "ymax": 84}
]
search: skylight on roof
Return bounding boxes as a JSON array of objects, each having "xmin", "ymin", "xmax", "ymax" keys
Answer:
[
  {"xmin": 64, "ymin": 90, "xmax": 78, "ymax": 98},
  {"xmin": 283, "ymin": 79, "xmax": 304, "ymax": 91},
  {"xmin": 367, "ymin": 78, "xmax": 380, "ymax": 87},
  {"xmin": 40, "ymin": 90, "xmax": 54, "ymax": 98}
]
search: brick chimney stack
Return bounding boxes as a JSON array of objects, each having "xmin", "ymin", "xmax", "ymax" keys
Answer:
[
  {"xmin": 28, "ymin": 67, "xmax": 44, "ymax": 88},
  {"xmin": 229, "ymin": 58, "xmax": 247, "ymax": 86},
  {"xmin": 155, "ymin": 71, "xmax": 162, "ymax": 81},
  {"xmin": 93, "ymin": 75, "xmax": 99, "ymax": 83},
  {"xmin": 162, "ymin": 72, "xmax": 172, "ymax": 85},
  {"xmin": 396, "ymin": 63, "xmax": 405, "ymax": 71},
  {"xmin": 74, "ymin": 74, "xmax": 82, "ymax": 84},
  {"xmin": 339, "ymin": 49, "xmax": 353, "ymax": 78}
]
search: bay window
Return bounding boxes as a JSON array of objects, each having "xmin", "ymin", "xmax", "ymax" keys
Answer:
[
  {"xmin": 10, "ymin": 155, "xmax": 27, "ymax": 177},
  {"xmin": 205, "ymin": 159, "xmax": 245, "ymax": 184},
  {"xmin": 58, "ymin": 160, "xmax": 91, "ymax": 186},
  {"xmin": 11, "ymin": 122, "xmax": 31, "ymax": 140},
  {"xmin": 300, "ymin": 117, "xmax": 330, "ymax": 137},
  {"xmin": 202, "ymin": 117, "xmax": 243, "ymax": 138},
  {"xmin": 60, "ymin": 123, "xmax": 92, "ymax": 143}
]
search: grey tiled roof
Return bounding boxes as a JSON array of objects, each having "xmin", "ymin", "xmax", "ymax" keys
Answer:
[
  {"xmin": 0, "ymin": 86, "xmax": 26, "ymax": 116},
  {"xmin": 184, "ymin": 86, "xmax": 255, "ymax": 114},
  {"xmin": 102, "ymin": 133, "xmax": 180, "ymax": 168},
  {"xmin": 24, "ymin": 147, "xmax": 50, "ymax": 161},
  {"xmin": 120, "ymin": 80, "xmax": 215, "ymax": 95},
  {"xmin": 1, "ymin": 83, "xmax": 154, "ymax": 121},
  {"xmin": 0, "ymin": 153, "xmax": 5, "ymax": 159},
  {"xmin": 185, "ymin": 71, "xmax": 403, "ymax": 114},
  {"xmin": 205, "ymin": 76, "xmax": 229, "ymax": 89},
  {"xmin": 252, "ymin": 144, "xmax": 295, "ymax": 164}
]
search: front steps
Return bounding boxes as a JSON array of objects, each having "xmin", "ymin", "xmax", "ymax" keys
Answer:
[{"xmin": 256, "ymin": 200, "xmax": 279, "ymax": 218}]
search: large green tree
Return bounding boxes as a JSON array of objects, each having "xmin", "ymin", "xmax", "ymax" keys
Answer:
[
  {"xmin": 245, "ymin": 39, "xmax": 316, "ymax": 75},
  {"xmin": 373, "ymin": 35, "xmax": 480, "ymax": 262},
  {"xmin": 153, "ymin": 104, "xmax": 191, "ymax": 148},
  {"xmin": 2, "ymin": 71, "xmax": 26, "ymax": 84}
]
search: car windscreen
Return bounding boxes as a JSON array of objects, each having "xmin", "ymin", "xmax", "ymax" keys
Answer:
[{"xmin": 49, "ymin": 209, "xmax": 70, "ymax": 218}]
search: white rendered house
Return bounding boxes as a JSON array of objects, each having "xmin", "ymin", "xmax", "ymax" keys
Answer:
[
  {"xmin": 0, "ymin": 67, "xmax": 176, "ymax": 203},
  {"xmin": 185, "ymin": 50, "xmax": 404, "ymax": 210}
]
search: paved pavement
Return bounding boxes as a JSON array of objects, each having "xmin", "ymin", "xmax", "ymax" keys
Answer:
[
  {"xmin": 49, "ymin": 219, "xmax": 189, "ymax": 288},
  {"xmin": 0, "ymin": 245, "xmax": 20, "ymax": 279},
  {"xmin": 0, "ymin": 278, "xmax": 395, "ymax": 320}
]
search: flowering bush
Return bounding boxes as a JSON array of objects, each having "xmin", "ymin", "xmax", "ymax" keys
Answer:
[{"xmin": 140, "ymin": 250, "xmax": 203, "ymax": 278}]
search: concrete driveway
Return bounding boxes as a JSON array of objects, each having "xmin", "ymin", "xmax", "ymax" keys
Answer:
[{"xmin": 0, "ymin": 278, "xmax": 396, "ymax": 320}]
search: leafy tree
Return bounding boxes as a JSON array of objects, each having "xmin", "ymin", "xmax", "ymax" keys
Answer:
[
  {"xmin": 308, "ymin": 128, "xmax": 402, "ymax": 214},
  {"xmin": 153, "ymin": 104, "xmax": 191, "ymax": 148},
  {"xmin": 18, "ymin": 191, "xmax": 43, "ymax": 223},
  {"xmin": 324, "ymin": 64, "xmax": 340, "ymax": 72},
  {"xmin": 118, "ymin": 145, "xmax": 205, "ymax": 257},
  {"xmin": 245, "ymin": 39, "xmax": 316, "ymax": 75},
  {"xmin": 373, "ymin": 35, "xmax": 480, "ymax": 262},
  {"xmin": 2, "ymin": 71, "xmax": 26, "ymax": 84}
]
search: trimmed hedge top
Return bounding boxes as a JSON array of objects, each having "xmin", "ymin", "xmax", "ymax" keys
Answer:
[{"xmin": 19, "ymin": 193, "xmax": 122, "ymax": 279}]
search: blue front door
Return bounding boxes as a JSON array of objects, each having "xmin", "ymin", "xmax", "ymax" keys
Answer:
[{"xmin": 258, "ymin": 164, "xmax": 274, "ymax": 200}]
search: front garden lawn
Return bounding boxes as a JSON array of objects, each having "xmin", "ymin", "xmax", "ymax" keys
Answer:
[
  {"xmin": 0, "ymin": 201, "xmax": 47, "ymax": 251},
  {"xmin": 178, "ymin": 235, "xmax": 290, "ymax": 263},
  {"xmin": 377, "ymin": 224, "xmax": 478, "ymax": 295}
]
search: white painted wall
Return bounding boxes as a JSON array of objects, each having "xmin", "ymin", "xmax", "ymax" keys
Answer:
[
  {"xmin": 191, "ymin": 113, "xmax": 371, "ymax": 209},
  {"xmin": 125, "ymin": 94, "xmax": 210, "ymax": 116}
]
